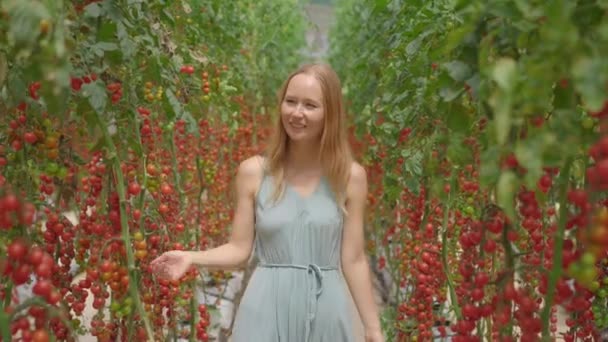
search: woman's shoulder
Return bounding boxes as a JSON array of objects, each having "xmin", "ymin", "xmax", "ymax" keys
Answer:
[
  {"xmin": 349, "ymin": 161, "xmax": 366, "ymax": 182},
  {"xmin": 237, "ymin": 155, "xmax": 266, "ymax": 178},
  {"xmin": 346, "ymin": 161, "xmax": 367, "ymax": 194},
  {"xmin": 236, "ymin": 155, "xmax": 267, "ymax": 198}
]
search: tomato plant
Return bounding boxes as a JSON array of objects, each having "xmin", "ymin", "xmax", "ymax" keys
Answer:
[
  {"xmin": 330, "ymin": 0, "xmax": 608, "ymax": 341},
  {"xmin": 0, "ymin": 0, "xmax": 306, "ymax": 341}
]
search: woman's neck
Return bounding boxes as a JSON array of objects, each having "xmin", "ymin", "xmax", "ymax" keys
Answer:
[{"xmin": 285, "ymin": 140, "xmax": 322, "ymax": 175}]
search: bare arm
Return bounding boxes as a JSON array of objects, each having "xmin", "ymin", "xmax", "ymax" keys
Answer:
[
  {"xmin": 186, "ymin": 156, "xmax": 262, "ymax": 269},
  {"xmin": 341, "ymin": 163, "xmax": 383, "ymax": 338}
]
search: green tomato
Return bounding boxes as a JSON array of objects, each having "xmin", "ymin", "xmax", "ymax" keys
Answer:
[
  {"xmin": 48, "ymin": 162, "xmax": 60, "ymax": 174},
  {"xmin": 581, "ymin": 117, "xmax": 595, "ymax": 129},
  {"xmin": 581, "ymin": 251, "xmax": 596, "ymax": 266},
  {"xmin": 588, "ymin": 280, "xmax": 600, "ymax": 292},
  {"xmin": 578, "ymin": 266, "xmax": 598, "ymax": 286},
  {"xmin": 123, "ymin": 297, "xmax": 133, "ymax": 307},
  {"xmin": 57, "ymin": 167, "xmax": 68, "ymax": 179},
  {"xmin": 110, "ymin": 301, "xmax": 121, "ymax": 313},
  {"xmin": 120, "ymin": 306, "xmax": 132, "ymax": 317},
  {"xmin": 567, "ymin": 263, "xmax": 581, "ymax": 280}
]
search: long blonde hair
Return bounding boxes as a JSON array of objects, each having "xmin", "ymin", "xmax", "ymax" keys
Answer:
[{"xmin": 264, "ymin": 63, "xmax": 353, "ymax": 211}]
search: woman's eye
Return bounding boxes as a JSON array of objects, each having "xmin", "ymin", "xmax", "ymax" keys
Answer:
[{"xmin": 306, "ymin": 104, "xmax": 316, "ymax": 109}]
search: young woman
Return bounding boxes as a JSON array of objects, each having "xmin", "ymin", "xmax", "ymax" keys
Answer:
[{"xmin": 150, "ymin": 63, "xmax": 384, "ymax": 342}]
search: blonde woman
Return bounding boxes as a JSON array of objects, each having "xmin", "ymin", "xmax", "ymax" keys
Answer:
[{"xmin": 151, "ymin": 63, "xmax": 384, "ymax": 342}]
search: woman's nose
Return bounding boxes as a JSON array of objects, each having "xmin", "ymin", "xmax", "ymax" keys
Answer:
[{"xmin": 292, "ymin": 104, "xmax": 305, "ymax": 117}]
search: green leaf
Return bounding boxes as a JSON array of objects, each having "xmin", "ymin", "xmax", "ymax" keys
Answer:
[
  {"xmin": 553, "ymin": 81, "xmax": 576, "ymax": 110},
  {"xmin": 492, "ymin": 58, "xmax": 517, "ymax": 91},
  {"xmin": 5, "ymin": 0, "xmax": 50, "ymax": 47},
  {"xmin": 489, "ymin": 91, "xmax": 512, "ymax": 145},
  {"xmin": 439, "ymin": 87, "xmax": 464, "ymax": 102},
  {"xmin": 0, "ymin": 53, "xmax": 7, "ymax": 86},
  {"xmin": 404, "ymin": 176, "xmax": 420, "ymax": 194},
  {"xmin": 383, "ymin": 173, "xmax": 401, "ymax": 202},
  {"xmin": 403, "ymin": 150, "xmax": 423, "ymax": 176},
  {"xmin": 439, "ymin": 22, "xmax": 475, "ymax": 56},
  {"xmin": 497, "ymin": 170, "xmax": 518, "ymax": 222},
  {"xmin": 572, "ymin": 56, "xmax": 608, "ymax": 112},
  {"xmin": 406, "ymin": 29, "xmax": 434, "ymax": 56},
  {"xmin": 95, "ymin": 42, "xmax": 118, "ymax": 51},
  {"xmin": 97, "ymin": 21, "xmax": 117, "ymax": 41},
  {"xmin": 164, "ymin": 89, "xmax": 181, "ymax": 120},
  {"xmin": 116, "ymin": 22, "xmax": 136, "ymax": 60},
  {"xmin": 443, "ymin": 60, "xmax": 472, "ymax": 82},
  {"xmin": 84, "ymin": 3, "xmax": 102, "ymax": 18},
  {"xmin": 82, "ymin": 83, "xmax": 108, "ymax": 114},
  {"xmin": 445, "ymin": 102, "xmax": 472, "ymax": 133},
  {"xmin": 447, "ymin": 134, "xmax": 471, "ymax": 165},
  {"xmin": 219, "ymin": 82, "xmax": 238, "ymax": 94},
  {"xmin": 479, "ymin": 145, "xmax": 501, "ymax": 188},
  {"xmin": 181, "ymin": 111, "xmax": 199, "ymax": 136},
  {"xmin": 7, "ymin": 69, "xmax": 26, "ymax": 103},
  {"xmin": 514, "ymin": 138, "xmax": 543, "ymax": 189},
  {"xmin": 465, "ymin": 73, "xmax": 480, "ymax": 99},
  {"xmin": 41, "ymin": 66, "xmax": 70, "ymax": 118},
  {"xmin": 101, "ymin": 0, "xmax": 123, "ymax": 22},
  {"xmin": 162, "ymin": 8, "xmax": 176, "ymax": 25},
  {"xmin": 380, "ymin": 122, "xmax": 396, "ymax": 135}
]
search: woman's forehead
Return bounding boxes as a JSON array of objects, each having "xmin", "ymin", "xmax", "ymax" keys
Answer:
[{"xmin": 285, "ymin": 74, "xmax": 323, "ymax": 99}]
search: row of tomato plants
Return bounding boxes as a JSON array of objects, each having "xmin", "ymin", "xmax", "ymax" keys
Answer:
[
  {"xmin": 330, "ymin": 0, "xmax": 608, "ymax": 341},
  {"xmin": 0, "ymin": 0, "xmax": 307, "ymax": 341}
]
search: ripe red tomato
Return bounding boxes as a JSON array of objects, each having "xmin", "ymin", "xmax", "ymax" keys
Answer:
[
  {"xmin": 8, "ymin": 240, "xmax": 27, "ymax": 261},
  {"xmin": 160, "ymin": 183, "xmax": 173, "ymax": 195},
  {"xmin": 32, "ymin": 329, "xmax": 50, "ymax": 342},
  {"xmin": 128, "ymin": 182, "xmax": 141, "ymax": 196},
  {"xmin": 3, "ymin": 194, "xmax": 20, "ymax": 211},
  {"xmin": 33, "ymin": 279, "xmax": 52, "ymax": 298},
  {"xmin": 180, "ymin": 65, "xmax": 195, "ymax": 74},
  {"xmin": 12, "ymin": 263, "xmax": 31, "ymax": 284},
  {"xmin": 24, "ymin": 132, "xmax": 37, "ymax": 144}
]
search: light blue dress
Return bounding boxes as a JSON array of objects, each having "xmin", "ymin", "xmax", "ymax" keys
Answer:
[{"xmin": 231, "ymin": 173, "xmax": 355, "ymax": 341}]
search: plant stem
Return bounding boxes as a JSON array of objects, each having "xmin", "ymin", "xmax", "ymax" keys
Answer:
[
  {"xmin": 3, "ymin": 283, "xmax": 13, "ymax": 309},
  {"xmin": 501, "ymin": 230, "xmax": 515, "ymax": 338},
  {"xmin": 189, "ymin": 288, "xmax": 197, "ymax": 342},
  {"xmin": 93, "ymin": 113, "xmax": 155, "ymax": 341},
  {"xmin": 0, "ymin": 306, "xmax": 10, "ymax": 342},
  {"xmin": 540, "ymin": 157, "xmax": 572, "ymax": 339},
  {"xmin": 442, "ymin": 173, "xmax": 461, "ymax": 320},
  {"xmin": 168, "ymin": 129, "xmax": 185, "ymax": 211}
]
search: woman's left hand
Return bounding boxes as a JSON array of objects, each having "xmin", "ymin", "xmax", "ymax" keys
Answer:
[{"xmin": 365, "ymin": 329, "xmax": 385, "ymax": 342}]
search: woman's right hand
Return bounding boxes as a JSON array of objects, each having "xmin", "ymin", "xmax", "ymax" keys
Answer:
[{"xmin": 150, "ymin": 250, "xmax": 193, "ymax": 281}]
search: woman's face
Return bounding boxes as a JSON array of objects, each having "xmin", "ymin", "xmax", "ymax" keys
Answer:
[{"xmin": 280, "ymin": 73, "xmax": 325, "ymax": 144}]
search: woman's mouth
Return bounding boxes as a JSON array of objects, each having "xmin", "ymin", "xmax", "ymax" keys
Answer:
[{"xmin": 290, "ymin": 122, "xmax": 306, "ymax": 129}]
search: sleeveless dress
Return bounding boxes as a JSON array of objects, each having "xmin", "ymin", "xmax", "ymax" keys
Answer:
[{"xmin": 230, "ymin": 173, "xmax": 355, "ymax": 342}]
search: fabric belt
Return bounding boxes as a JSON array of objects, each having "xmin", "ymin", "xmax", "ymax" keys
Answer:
[{"xmin": 258, "ymin": 262, "xmax": 338, "ymax": 341}]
